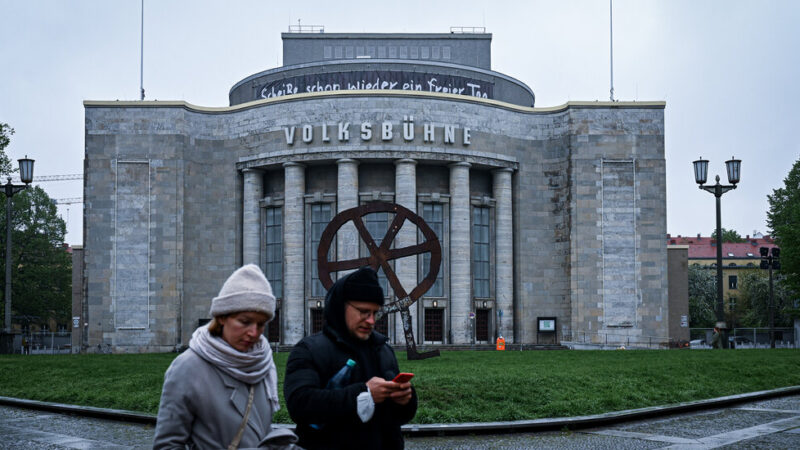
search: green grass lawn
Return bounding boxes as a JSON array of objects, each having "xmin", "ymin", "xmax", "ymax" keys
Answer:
[{"xmin": 1, "ymin": 349, "xmax": 798, "ymax": 424}]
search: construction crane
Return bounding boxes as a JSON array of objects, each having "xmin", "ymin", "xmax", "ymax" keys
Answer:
[
  {"xmin": 10, "ymin": 174, "xmax": 82, "ymax": 183},
  {"xmin": 6, "ymin": 174, "xmax": 84, "ymax": 204},
  {"xmin": 55, "ymin": 197, "xmax": 83, "ymax": 205}
]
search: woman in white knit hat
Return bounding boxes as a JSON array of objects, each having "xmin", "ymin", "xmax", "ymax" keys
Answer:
[{"xmin": 153, "ymin": 264, "xmax": 298, "ymax": 449}]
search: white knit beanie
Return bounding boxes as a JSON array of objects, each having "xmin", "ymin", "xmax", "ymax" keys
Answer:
[{"xmin": 210, "ymin": 264, "xmax": 276, "ymax": 320}]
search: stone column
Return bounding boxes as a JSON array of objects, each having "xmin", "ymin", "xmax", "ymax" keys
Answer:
[
  {"xmin": 283, "ymin": 162, "xmax": 305, "ymax": 344},
  {"xmin": 242, "ymin": 169, "xmax": 263, "ymax": 266},
  {"xmin": 337, "ymin": 159, "xmax": 359, "ymax": 276},
  {"xmin": 394, "ymin": 158, "xmax": 417, "ymax": 343},
  {"xmin": 449, "ymin": 162, "xmax": 471, "ymax": 344},
  {"xmin": 493, "ymin": 168, "xmax": 514, "ymax": 342}
]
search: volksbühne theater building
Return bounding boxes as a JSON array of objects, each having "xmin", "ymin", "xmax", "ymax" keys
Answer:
[{"xmin": 81, "ymin": 31, "xmax": 667, "ymax": 352}]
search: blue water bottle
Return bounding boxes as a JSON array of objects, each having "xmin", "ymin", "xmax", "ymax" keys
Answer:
[
  {"xmin": 310, "ymin": 359, "xmax": 357, "ymax": 430},
  {"xmin": 326, "ymin": 358, "xmax": 356, "ymax": 389}
]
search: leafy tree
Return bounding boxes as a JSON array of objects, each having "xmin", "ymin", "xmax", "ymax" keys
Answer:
[
  {"xmin": 0, "ymin": 123, "xmax": 15, "ymax": 175},
  {"xmin": 767, "ymin": 157, "xmax": 800, "ymax": 294},
  {"xmin": 710, "ymin": 227, "xmax": 745, "ymax": 243},
  {"xmin": 737, "ymin": 270, "xmax": 795, "ymax": 327},
  {"xmin": 0, "ymin": 123, "xmax": 71, "ymax": 329},
  {"xmin": 688, "ymin": 265, "xmax": 717, "ymax": 327}
]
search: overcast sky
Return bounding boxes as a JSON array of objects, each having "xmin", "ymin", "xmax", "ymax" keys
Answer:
[{"xmin": 1, "ymin": 0, "xmax": 798, "ymax": 245}]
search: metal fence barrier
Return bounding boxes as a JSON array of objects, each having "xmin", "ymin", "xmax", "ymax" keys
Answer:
[
  {"xmin": 561, "ymin": 331, "xmax": 674, "ymax": 350},
  {"xmin": 689, "ymin": 328, "xmax": 795, "ymax": 348},
  {"xmin": 11, "ymin": 332, "xmax": 72, "ymax": 354}
]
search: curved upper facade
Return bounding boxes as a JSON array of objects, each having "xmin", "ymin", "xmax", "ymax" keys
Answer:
[{"xmin": 229, "ymin": 32, "xmax": 535, "ymax": 107}]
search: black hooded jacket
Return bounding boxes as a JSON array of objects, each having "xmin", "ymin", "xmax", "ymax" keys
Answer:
[{"xmin": 284, "ymin": 269, "xmax": 418, "ymax": 450}]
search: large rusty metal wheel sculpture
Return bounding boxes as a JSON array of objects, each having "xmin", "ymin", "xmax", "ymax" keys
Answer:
[{"xmin": 317, "ymin": 202, "xmax": 441, "ymax": 360}]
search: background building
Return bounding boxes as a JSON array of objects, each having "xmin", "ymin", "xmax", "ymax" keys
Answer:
[
  {"xmin": 82, "ymin": 31, "xmax": 667, "ymax": 352},
  {"xmin": 667, "ymin": 234, "xmax": 778, "ymax": 313}
]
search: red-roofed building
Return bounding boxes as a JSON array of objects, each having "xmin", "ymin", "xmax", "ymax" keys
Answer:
[{"xmin": 666, "ymin": 233, "xmax": 779, "ymax": 309}]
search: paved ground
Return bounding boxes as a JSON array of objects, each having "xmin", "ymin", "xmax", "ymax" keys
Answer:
[{"xmin": 1, "ymin": 395, "xmax": 799, "ymax": 449}]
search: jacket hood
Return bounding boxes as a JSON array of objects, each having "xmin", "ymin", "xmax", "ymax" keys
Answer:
[{"xmin": 323, "ymin": 267, "xmax": 384, "ymax": 342}]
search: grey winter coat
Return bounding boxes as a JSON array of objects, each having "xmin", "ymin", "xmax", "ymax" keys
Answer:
[{"xmin": 153, "ymin": 348, "xmax": 275, "ymax": 449}]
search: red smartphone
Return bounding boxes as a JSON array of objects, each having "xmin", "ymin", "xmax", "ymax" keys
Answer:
[{"xmin": 392, "ymin": 372, "xmax": 414, "ymax": 383}]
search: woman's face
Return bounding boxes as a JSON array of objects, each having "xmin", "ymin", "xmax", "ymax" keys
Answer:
[{"xmin": 218, "ymin": 311, "xmax": 270, "ymax": 352}]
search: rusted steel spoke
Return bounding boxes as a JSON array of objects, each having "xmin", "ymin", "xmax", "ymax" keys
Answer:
[
  {"xmin": 352, "ymin": 216, "xmax": 379, "ymax": 255},
  {"xmin": 328, "ymin": 257, "xmax": 372, "ymax": 272},
  {"xmin": 380, "ymin": 261, "xmax": 408, "ymax": 299},
  {"xmin": 379, "ymin": 210, "xmax": 408, "ymax": 252},
  {"xmin": 388, "ymin": 241, "xmax": 436, "ymax": 260}
]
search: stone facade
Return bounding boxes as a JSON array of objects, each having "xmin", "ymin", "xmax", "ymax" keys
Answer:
[
  {"xmin": 83, "ymin": 95, "xmax": 666, "ymax": 352},
  {"xmin": 81, "ymin": 33, "xmax": 667, "ymax": 353}
]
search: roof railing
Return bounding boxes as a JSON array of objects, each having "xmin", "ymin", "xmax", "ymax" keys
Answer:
[
  {"xmin": 288, "ymin": 24, "xmax": 324, "ymax": 33},
  {"xmin": 450, "ymin": 26, "xmax": 486, "ymax": 34}
]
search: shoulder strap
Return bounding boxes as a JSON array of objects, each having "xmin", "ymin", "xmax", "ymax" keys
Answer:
[{"xmin": 227, "ymin": 384, "xmax": 255, "ymax": 450}]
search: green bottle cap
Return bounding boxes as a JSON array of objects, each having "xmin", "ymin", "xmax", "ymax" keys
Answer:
[{"xmin": 346, "ymin": 359, "xmax": 356, "ymax": 367}]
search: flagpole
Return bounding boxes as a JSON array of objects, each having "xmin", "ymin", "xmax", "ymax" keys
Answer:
[
  {"xmin": 140, "ymin": 0, "xmax": 145, "ymax": 100},
  {"xmin": 609, "ymin": 0, "xmax": 615, "ymax": 101}
]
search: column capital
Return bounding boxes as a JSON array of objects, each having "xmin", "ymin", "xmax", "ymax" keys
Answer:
[
  {"xmin": 242, "ymin": 168, "xmax": 263, "ymax": 174},
  {"xmin": 336, "ymin": 158, "xmax": 359, "ymax": 165},
  {"xmin": 394, "ymin": 158, "xmax": 417, "ymax": 166},
  {"xmin": 449, "ymin": 161, "xmax": 471, "ymax": 169},
  {"xmin": 283, "ymin": 161, "xmax": 305, "ymax": 169},
  {"xmin": 492, "ymin": 167, "xmax": 514, "ymax": 174}
]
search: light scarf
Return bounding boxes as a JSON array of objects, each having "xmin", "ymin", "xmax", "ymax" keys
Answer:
[{"xmin": 189, "ymin": 324, "xmax": 280, "ymax": 412}]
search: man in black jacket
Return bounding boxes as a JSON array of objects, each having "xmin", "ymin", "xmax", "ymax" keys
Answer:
[{"xmin": 284, "ymin": 267, "xmax": 417, "ymax": 450}]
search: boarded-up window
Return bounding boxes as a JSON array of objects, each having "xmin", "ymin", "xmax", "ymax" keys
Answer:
[
  {"xmin": 114, "ymin": 161, "xmax": 150, "ymax": 329},
  {"xmin": 602, "ymin": 160, "xmax": 637, "ymax": 327}
]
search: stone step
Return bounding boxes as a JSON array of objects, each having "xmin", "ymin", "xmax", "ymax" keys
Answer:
[{"xmin": 271, "ymin": 343, "xmax": 569, "ymax": 353}]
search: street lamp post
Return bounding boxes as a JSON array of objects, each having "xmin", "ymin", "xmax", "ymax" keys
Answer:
[
  {"xmin": 3, "ymin": 156, "xmax": 35, "ymax": 334},
  {"xmin": 693, "ymin": 156, "xmax": 741, "ymax": 349},
  {"xmin": 760, "ymin": 246, "xmax": 780, "ymax": 348}
]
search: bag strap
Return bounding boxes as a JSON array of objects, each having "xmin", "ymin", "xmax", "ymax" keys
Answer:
[{"xmin": 228, "ymin": 384, "xmax": 256, "ymax": 450}]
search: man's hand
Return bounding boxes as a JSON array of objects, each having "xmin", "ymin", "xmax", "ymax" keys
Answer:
[
  {"xmin": 388, "ymin": 381, "xmax": 413, "ymax": 405},
  {"xmin": 366, "ymin": 377, "xmax": 412, "ymax": 404}
]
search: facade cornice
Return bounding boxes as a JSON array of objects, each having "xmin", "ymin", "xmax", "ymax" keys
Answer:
[
  {"xmin": 236, "ymin": 147, "xmax": 518, "ymax": 171},
  {"xmin": 85, "ymin": 92, "xmax": 665, "ymax": 115}
]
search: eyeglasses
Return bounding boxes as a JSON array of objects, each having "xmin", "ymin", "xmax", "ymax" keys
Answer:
[{"xmin": 346, "ymin": 302, "xmax": 380, "ymax": 320}]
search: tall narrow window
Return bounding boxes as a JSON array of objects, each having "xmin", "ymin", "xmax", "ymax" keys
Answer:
[
  {"xmin": 421, "ymin": 203, "xmax": 444, "ymax": 297},
  {"xmin": 375, "ymin": 315, "xmax": 389, "ymax": 336},
  {"xmin": 267, "ymin": 308, "xmax": 280, "ymax": 342},
  {"xmin": 472, "ymin": 206, "xmax": 490, "ymax": 298},
  {"xmin": 265, "ymin": 206, "xmax": 282, "ymax": 343},
  {"xmin": 311, "ymin": 203, "xmax": 333, "ymax": 298},
  {"xmin": 363, "ymin": 211, "xmax": 391, "ymax": 296},
  {"xmin": 729, "ymin": 275, "xmax": 738, "ymax": 290},
  {"xmin": 264, "ymin": 207, "xmax": 282, "ymax": 298}
]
